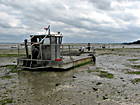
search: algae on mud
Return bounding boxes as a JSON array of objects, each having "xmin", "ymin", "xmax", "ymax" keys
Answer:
[
  {"xmin": 129, "ymin": 65, "xmax": 140, "ymax": 69},
  {"xmin": 0, "ymin": 65, "xmax": 18, "ymax": 73},
  {"xmin": 127, "ymin": 71, "xmax": 140, "ymax": 75},
  {"xmin": 0, "ymin": 75, "xmax": 12, "ymax": 79},
  {"xmin": 87, "ymin": 68, "xmax": 114, "ymax": 79},
  {"xmin": 131, "ymin": 78, "xmax": 140, "ymax": 84},
  {"xmin": 98, "ymin": 71, "xmax": 114, "ymax": 79},
  {"xmin": 127, "ymin": 59, "xmax": 139, "ymax": 62},
  {"xmin": 0, "ymin": 98, "xmax": 13, "ymax": 105}
]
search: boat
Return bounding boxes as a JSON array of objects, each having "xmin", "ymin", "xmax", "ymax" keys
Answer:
[{"xmin": 17, "ymin": 26, "xmax": 95, "ymax": 70}]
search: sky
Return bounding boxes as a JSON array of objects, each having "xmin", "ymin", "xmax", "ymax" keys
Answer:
[{"xmin": 0, "ymin": 0, "xmax": 140, "ymax": 43}]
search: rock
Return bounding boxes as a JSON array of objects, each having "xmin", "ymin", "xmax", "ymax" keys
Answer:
[
  {"xmin": 96, "ymin": 82, "xmax": 102, "ymax": 85},
  {"xmin": 125, "ymin": 96, "xmax": 128, "ymax": 99},
  {"xmin": 82, "ymin": 92, "xmax": 86, "ymax": 94},
  {"xmin": 102, "ymin": 96, "xmax": 108, "ymax": 100},
  {"xmin": 117, "ymin": 91, "xmax": 121, "ymax": 94},
  {"xmin": 120, "ymin": 77, "xmax": 123, "ymax": 79},
  {"xmin": 135, "ymin": 94, "xmax": 138, "ymax": 96},
  {"xmin": 92, "ymin": 87, "xmax": 98, "ymax": 91},
  {"xmin": 122, "ymin": 80, "xmax": 125, "ymax": 82},
  {"xmin": 92, "ymin": 81, "xmax": 94, "ymax": 83},
  {"xmin": 72, "ymin": 75, "xmax": 77, "ymax": 78},
  {"xmin": 55, "ymin": 83, "xmax": 61, "ymax": 86},
  {"xmin": 13, "ymin": 61, "xmax": 16, "ymax": 63}
]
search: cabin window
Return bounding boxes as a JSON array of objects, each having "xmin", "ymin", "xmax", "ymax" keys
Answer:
[
  {"xmin": 59, "ymin": 37, "xmax": 62, "ymax": 44},
  {"xmin": 31, "ymin": 37, "xmax": 37, "ymax": 43}
]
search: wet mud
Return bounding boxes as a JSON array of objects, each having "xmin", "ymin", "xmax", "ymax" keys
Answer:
[{"xmin": 0, "ymin": 48, "xmax": 140, "ymax": 105}]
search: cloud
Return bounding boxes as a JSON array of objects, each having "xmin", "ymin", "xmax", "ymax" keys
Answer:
[
  {"xmin": 87, "ymin": 0, "xmax": 112, "ymax": 10},
  {"xmin": 0, "ymin": 0, "xmax": 140, "ymax": 43}
]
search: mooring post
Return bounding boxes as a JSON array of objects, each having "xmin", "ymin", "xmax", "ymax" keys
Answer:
[
  {"xmin": 87, "ymin": 43, "xmax": 91, "ymax": 51},
  {"xmin": 24, "ymin": 39, "xmax": 29, "ymax": 58},
  {"xmin": 68, "ymin": 45, "xmax": 70, "ymax": 56},
  {"xmin": 17, "ymin": 44, "xmax": 19, "ymax": 57}
]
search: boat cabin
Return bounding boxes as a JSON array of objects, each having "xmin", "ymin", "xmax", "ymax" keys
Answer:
[{"xmin": 30, "ymin": 32, "xmax": 63, "ymax": 61}]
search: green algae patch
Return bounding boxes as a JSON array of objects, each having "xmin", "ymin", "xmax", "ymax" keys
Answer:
[
  {"xmin": 0, "ymin": 54, "xmax": 17, "ymax": 57},
  {"xmin": 129, "ymin": 65, "xmax": 140, "ymax": 69},
  {"xmin": 87, "ymin": 68, "xmax": 114, "ymax": 79},
  {"xmin": 98, "ymin": 71, "xmax": 114, "ymax": 79},
  {"xmin": 131, "ymin": 78, "xmax": 140, "ymax": 84},
  {"xmin": 0, "ymin": 98, "xmax": 13, "ymax": 105},
  {"xmin": 0, "ymin": 75, "xmax": 12, "ymax": 79},
  {"xmin": 6, "ymin": 65, "xmax": 17, "ymax": 69},
  {"xmin": 127, "ymin": 59, "xmax": 139, "ymax": 62},
  {"xmin": 0, "ymin": 65, "xmax": 16, "ymax": 68},
  {"xmin": 127, "ymin": 71, "xmax": 140, "ymax": 75},
  {"xmin": 0, "ymin": 65, "xmax": 19, "ymax": 73}
]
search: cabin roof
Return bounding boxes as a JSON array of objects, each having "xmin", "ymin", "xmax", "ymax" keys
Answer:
[{"xmin": 30, "ymin": 34, "xmax": 63, "ymax": 39}]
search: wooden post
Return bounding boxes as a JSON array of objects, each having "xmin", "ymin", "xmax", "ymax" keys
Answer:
[
  {"xmin": 68, "ymin": 45, "xmax": 72, "ymax": 59},
  {"xmin": 24, "ymin": 39, "xmax": 29, "ymax": 58},
  {"xmin": 17, "ymin": 44, "xmax": 19, "ymax": 57}
]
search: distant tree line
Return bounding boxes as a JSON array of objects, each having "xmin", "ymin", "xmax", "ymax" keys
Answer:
[{"xmin": 123, "ymin": 40, "xmax": 140, "ymax": 45}]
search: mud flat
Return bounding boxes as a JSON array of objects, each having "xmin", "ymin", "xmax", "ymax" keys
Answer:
[{"xmin": 0, "ymin": 45, "xmax": 140, "ymax": 105}]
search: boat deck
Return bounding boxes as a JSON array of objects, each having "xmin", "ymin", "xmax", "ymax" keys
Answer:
[{"xmin": 18, "ymin": 54, "xmax": 94, "ymax": 70}]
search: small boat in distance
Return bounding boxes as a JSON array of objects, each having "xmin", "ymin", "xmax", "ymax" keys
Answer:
[{"xmin": 17, "ymin": 26, "xmax": 95, "ymax": 70}]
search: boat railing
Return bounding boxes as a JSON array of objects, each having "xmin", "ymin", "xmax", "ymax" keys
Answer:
[{"xmin": 17, "ymin": 43, "xmax": 95, "ymax": 59}]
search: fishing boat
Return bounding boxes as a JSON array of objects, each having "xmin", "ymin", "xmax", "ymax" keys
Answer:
[{"xmin": 17, "ymin": 26, "xmax": 95, "ymax": 70}]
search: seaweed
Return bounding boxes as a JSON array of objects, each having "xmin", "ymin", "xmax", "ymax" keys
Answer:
[
  {"xmin": 131, "ymin": 78, "xmax": 140, "ymax": 84},
  {"xmin": 130, "ymin": 65, "xmax": 140, "ymax": 69},
  {"xmin": 0, "ymin": 65, "xmax": 18, "ymax": 73},
  {"xmin": 0, "ymin": 98, "xmax": 13, "ymax": 105},
  {"xmin": 0, "ymin": 75, "xmax": 12, "ymax": 79},
  {"xmin": 127, "ymin": 71, "xmax": 140, "ymax": 75},
  {"xmin": 87, "ymin": 68, "xmax": 114, "ymax": 79},
  {"xmin": 98, "ymin": 71, "xmax": 114, "ymax": 79},
  {"xmin": 127, "ymin": 59, "xmax": 139, "ymax": 62}
]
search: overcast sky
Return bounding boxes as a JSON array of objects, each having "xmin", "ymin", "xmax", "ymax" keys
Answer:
[{"xmin": 0, "ymin": 0, "xmax": 140, "ymax": 43}]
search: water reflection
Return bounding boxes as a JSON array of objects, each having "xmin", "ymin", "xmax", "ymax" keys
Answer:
[{"xmin": 15, "ymin": 69, "xmax": 76, "ymax": 104}]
